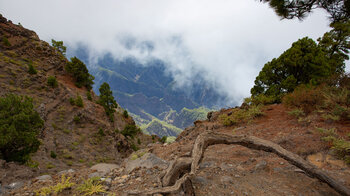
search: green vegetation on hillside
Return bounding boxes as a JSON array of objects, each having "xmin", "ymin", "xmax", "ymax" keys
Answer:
[
  {"xmin": 47, "ymin": 76, "xmax": 58, "ymax": 88},
  {"xmin": 251, "ymin": 20, "xmax": 349, "ymax": 103},
  {"xmin": 219, "ymin": 105, "xmax": 264, "ymax": 126},
  {"xmin": 140, "ymin": 118, "xmax": 182, "ymax": 137},
  {"xmin": 173, "ymin": 107, "xmax": 210, "ymax": 128},
  {"xmin": 98, "ymin": 82, "xmax": 118, "ymax": 121},
  {"xmin": 51, "ymin": 39, "xmax": 66, "ymax": 56},
  {"xmin": 121, "ymin": 124, "xmax": 141, "ymax": 139},
  {"xmin": 317, "ymin": 127, "xmax": 350, "ymax": 164},
  {"xmin": 0, "ymin": 94, "xmax": 43, "ymax": 163},
  {"xmin": 66, "ymin": 57, "xmax": 95, "ymax": 90}
]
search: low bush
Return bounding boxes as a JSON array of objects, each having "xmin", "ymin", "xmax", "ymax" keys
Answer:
[
  {"xmin": 35, "ymin": 175, "xmax": 75, "ymax": 196},
  {"xmin": 69, "ymin": 95, "xmax": 84, "ymax": 107},
  {"xmin": 47, "ymin": 76, "xmax": 58, "ymax": 88},
  {"xmin": 321, "ymin": 86, "xmax": 350, "ymax": 121},
  {"xmin": 282, "ymin": 84, "xmax": 323, "ymax": 114},
  {"xmin": 2, "ymin": 36, "xmax": 11, "ymax": 47},
  {"xmin": 86, "ymin": 91, "xmax": 92, "ymax": 101},
  {"xmin": 219, "ymin": 105, "xmax": 264, "ymax": 126},
  {"xmin": 73, "ymin": 115, "xmax": 80, "ymax": 123},
  {"xmin": 77, "ymin": 177, "xmax": 107, "ymax": 196},
  {"xmin": 287, "ymin": 108, "xmax": 305, "ymax": 118},
  {"xmin": 121, "ymin": 124, "xmax": 141, "ymax": 139},
  {"xmin": 50, "ymin": 151, "xmax": 57, "ymax": 159},
  {"xmin": 317, "ymin": 127, "xmax": 350, "ymax": 164},
  {"xmin": 28, "ymin": 63, "xmax": 37, "ymax": 75},
  {"xmin": 98, "ymin": 128, "xmax": 105, "ymax": 137},
  {"xmin": 123, "ymin": 110, "xmax": 129, "ymax": 118},
  {"xmin": 75, "ymin": 95, "xmax": 84, "ymax": 107},
  {"xmin": 159, "ymin": 136, "xmax": 167, "ymax": 143}
]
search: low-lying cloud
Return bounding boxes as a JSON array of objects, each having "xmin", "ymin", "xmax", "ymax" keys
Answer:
[{"xmin": 1, "ymin": 0, "xmax": 345, "ymax": 106}]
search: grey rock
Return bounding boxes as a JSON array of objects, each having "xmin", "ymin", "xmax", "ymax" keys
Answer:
[
  {"xmin": 125, "ymin": 153, "xmax": 168, "ymax": 173},
  {"xmin": 35, "ymin": 175, "xmax": 52, "ymax": 182},
  {"xmin": 254, "ymin": 160, "xmax": 267, "ymax": 172},
  {"xmin": 90, "ymin": 163, "xmax": 119, "ymax": 176},
  {"xmin": 221, "ymin": 176, "xmax": 233, "ymax": 184},
  {"xmin": 58, "ymin": 169, "xmax": 75, "ymax": 176},
  {"xmin": 5, "ymin": 181, "xmax": 24, "ymax": 190},
  {"xmin": 88, "ymin": 172, "xmax": 102, "ymax": 178},
  {"xmin": 199, "ymin": 161, "xmax": 215, "ymax": 169},
  {"xmin": 192, "ymin": 176, "xmax": 208, "ymax": 185}
]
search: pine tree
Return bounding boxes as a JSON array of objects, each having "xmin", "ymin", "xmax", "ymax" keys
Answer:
[
  {"xmin": 98, "ymin": 82, "xmax": 118, "ymax": 121},
  {"xmin": 51, "ymin": 39, "xmax": 66, "ymax": 55},
  {"xmin": 0, "ymin": 94, "xmax": 43, "ymax": 163},
  {"xmin": 65, "ymin": 57, "xmax": 95, "ymax": 90},
  {"xmin": 260, "ymin": 0, "xmax": 350, "ymax": 22},
  {"xmin": 251, "ymin": 37, "xmax": 334, "ymax": 102}
]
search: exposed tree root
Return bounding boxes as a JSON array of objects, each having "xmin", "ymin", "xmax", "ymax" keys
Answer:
[{"xmin": 128, "ymin": 131, "xmax": 350, "ymax": 196}]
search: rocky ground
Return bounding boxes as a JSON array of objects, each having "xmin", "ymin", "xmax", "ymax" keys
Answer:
[{"xmin": 2, "ymin": 104, "xmax": 350, "ymax": 195}]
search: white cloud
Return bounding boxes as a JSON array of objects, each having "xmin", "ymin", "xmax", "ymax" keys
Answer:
[{"xmin": 1, "ymin": 0, "xmax": 345, "ymax": 106}]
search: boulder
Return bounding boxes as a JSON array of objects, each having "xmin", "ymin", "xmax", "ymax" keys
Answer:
[
  {"xmin": 90, "ymin": 163, "xmax": 119, "ymax": 176},
  {"xmin": 125, "ymin": 153, "xmax": 168, "ymax": 173}
]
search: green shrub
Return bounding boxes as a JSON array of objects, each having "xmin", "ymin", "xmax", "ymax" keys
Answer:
[
  {"xmin": 69, "ymin": 95, "xmax": 84, "ymax": 107},
  {"xmin": 46, "ymin": 162, "xmax": 55, "ymax": 169},
  {"xmin": 28, "ymin": 63, "xmax": 37, "ymax": 75},
  {"xmin": 2, "ymin": 36, "xmax": 11, "ymax": 47},
  {"xmin": 98, "ymin": 128, "xmax": 105, "ymax": 137},
  {"xmin": 123, "ymin": 110, "xmax": 129, "ymax": 118},
  {"xmin": 47, "ymin": 76, "xmax": 58, "ymax": 88},
  {"xmin": 219, "ymin": 105, "xmax": 264, "ymax": 126},
  {"xmin": 50, "ymin": 151, "xmax": 57, "ymax": 159},
  {"xmin": 73, "ymin": 115, "xmax": 80, "ymax": 123},
  {"xmin": 244, "ymin": 94, "xmax": 276, "ymax": 106},
  {"xmin": 69, "ymin": 97, "xmax": 75, "ymax": 105},
  {"xmin": 321, "ymin": 86, "xmax": 350, "ymax": 121},
  {"xmin": 77, "ymin": 177, "xmax": 107, "ymax": 196},
  {"xmin": 219, "ymin": 114, "xmax": 236, "ymax": 126},
  {"xmin": 288, "ymin": 108, "xmax": 305, "ymax": 118},
  {"xmin": 86, "ymin": 91, "xmax": 92, "ymax": 101},
  {"xmin": 317, "ymin": 127, "xmax": 350, "ymax": 164},
  {"xmin": 121, "ymin": 124, "xmax": 141, "ymax": 139},
  {"xmin": 36, "ymin": 175, "xmax": 75, "ymax": 196},
  {"xmin": 282, "ymin": 84, "xmax": 323, "ymax": 114},
  {"xmin": 137, "ymin": 138, "xmax": 141, "ymax": 145},
  {"xmin": 0, "ymin": 94, "xmax": 43, "ymax": 163},
  {"xmin": 65, "ymin": 57, "xmax": 94, "ymax": 90},
  {"xmin": 130, "ymin": 143, "xmax": 139, "ymax": 151},
  {"xmin": 75, "ymin": 95, "xmax": 84, "ymax": 107},
  {"xmin": 159, "ymin": 136, "xmax": 167, "ymax": 143}
]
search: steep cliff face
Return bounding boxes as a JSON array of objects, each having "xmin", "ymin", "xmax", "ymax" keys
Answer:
[{"xmin": 0, "ymin": 15, "xmax": 152, "ymax": 185}]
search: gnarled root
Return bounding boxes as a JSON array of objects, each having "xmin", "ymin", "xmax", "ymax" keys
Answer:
[{"xmin": 128, "ymin": 131, "xmax": 350, "ymax": 196}]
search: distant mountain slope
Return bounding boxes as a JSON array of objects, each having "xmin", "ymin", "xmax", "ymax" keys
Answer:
[{"xmin": 69, "ymin": 46, "xmax": 226, "ymax": 136}]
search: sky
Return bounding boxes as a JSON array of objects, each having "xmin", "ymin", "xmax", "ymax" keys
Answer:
[{"xmin": 0, "ymin": 0, "xmax": 347, "ymax": 106}]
